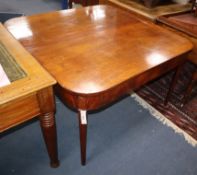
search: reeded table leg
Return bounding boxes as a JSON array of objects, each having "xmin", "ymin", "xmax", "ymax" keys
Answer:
[
  {"xmin": 78, "ymin": 110, "xmax": 88, "ymax": 165},
  {"xmin": 37, "ymin": 87, "xmax": 59, "ymax": 168}
]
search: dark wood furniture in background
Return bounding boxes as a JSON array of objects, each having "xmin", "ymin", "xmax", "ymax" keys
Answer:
[
  {"xmin": 191, "ymin": 0, "xmax": 197, "ymax": 15},
  {"xmin": 69, "ymin": 0, "xmax": 99, "ymax": 8},
  {"xmin": 0, "ymin": 23, "xmax": 59, "ymax": 168},
  {"xmin": 183, "ymin": 57, "xmax": 197, "ymax": 104},
  {"xmin": 157, "ymin": 11, "xmax": 197, "ymax": 104},
  {"xmin": 5, "ymin": 5, "xmax": 192, "ymax": 165},
  {"xmin": 142, "ymin": 0, "xmax": 163, "ymax": 8},
  {"xmin": 68, "ymin": 0, "xmax": 171, "ymax": 8}
]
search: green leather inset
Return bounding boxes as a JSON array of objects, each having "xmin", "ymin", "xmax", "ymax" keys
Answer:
[{"xmin": 0, "ymin": 41, "xmax": 26, "ymax": 82}]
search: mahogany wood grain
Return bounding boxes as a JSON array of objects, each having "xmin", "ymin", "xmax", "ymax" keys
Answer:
[
  {"xmin": 5, "ymin": 5, "xmax": 193, "ymax": 165},
  {"xmin": 0, "ymin": 24, "xmax": 59, "ymax": 167}
]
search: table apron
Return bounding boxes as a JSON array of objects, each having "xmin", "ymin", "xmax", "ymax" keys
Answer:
[
  {"xmin": 55, "ymin": 54, "xmax": 188, "ymax": 111},
  {"xmin": 0, "ymin": 93, "xmax": 40, "ymax": 132}
]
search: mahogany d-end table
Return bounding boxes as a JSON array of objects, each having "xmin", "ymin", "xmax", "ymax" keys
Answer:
[
  {"xmin": 5, "ymin": 5, "xmax": 193, "ymax": 165},
  {"xmin": 0, "ymin": 24, "xmax": 59, "ymax": 167}
]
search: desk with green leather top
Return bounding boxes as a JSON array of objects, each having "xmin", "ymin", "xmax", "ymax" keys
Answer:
[{"xmin": 0, "ymin": 23, "xmax": 59, "ymax": 168}]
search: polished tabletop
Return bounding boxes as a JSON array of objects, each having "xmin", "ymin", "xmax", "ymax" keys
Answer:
[{"xmin": 5, "ymin": 5, "xmax": 192, "ymax": 96}]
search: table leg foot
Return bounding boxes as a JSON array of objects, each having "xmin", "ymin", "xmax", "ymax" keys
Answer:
[
  {"xmin": 50, "ymin": 161, "xmax": 60, "ymax": 168},
  {"xmin": 78, "ymin": 110, "xmax": 88, "ymax": 166}
]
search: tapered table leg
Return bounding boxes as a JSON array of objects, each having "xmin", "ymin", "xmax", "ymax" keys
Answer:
[
  {"xmin": 39, "ymin": 113, "xmax": 59, "ymax": 167},
  {"xmin": 78, "ymin": 110, "xmax": 88, "ymax": 166},
  {"xmin": 164, "ymin": 63, "xmax": 184, "ymax": 105},
  {"xmin": 37, "ymin": 87, "xmax": 59, "ymax": 168},
  {"xmin": 182, "ymin": 70, "xmax": 197, "ymax": 105}
]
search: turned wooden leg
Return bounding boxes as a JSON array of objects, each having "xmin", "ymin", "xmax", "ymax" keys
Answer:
[
  {"xmin": 37, "ymin": 87, "xmax": 59, "ymax": 168},
  {"xmin": 164, "ymin": 64, "xmax": 184, "ymax": 105},
  {"xmin": 78, "ymin": 110, "xmax": 88, "ymax": 166}
]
